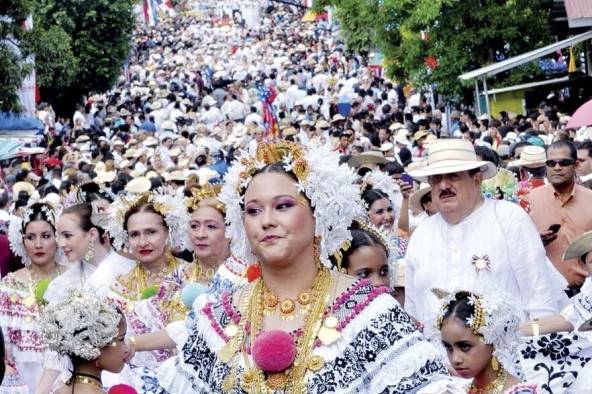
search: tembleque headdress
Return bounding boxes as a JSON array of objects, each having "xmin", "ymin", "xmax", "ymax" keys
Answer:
[
  {"xmin": 107, "ymin": 188, "xmax": 190, "ymax": 251},
  {"xmin": 185, "ymin": 184, "xmax": 225, "ymax": 216},
  {"xmin": 219, "ymin": 141, "xmax": 365, "ymax": 267},
  {"xmin": 8, "ymin": 202, "xmax": 57, "ymax": 266},
  {"xmin": 40, "ymin": 290, "xmax": 121, "ymax": 360}
]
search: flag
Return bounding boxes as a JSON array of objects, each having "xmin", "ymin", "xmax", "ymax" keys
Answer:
[
  {"xmin": 143, "ymin": 0, "xmax": 158, "ymax": 26},
  {"xmin": 256, "ymin": 84, "xmax": 280, "ymax": 140},
  {"xmin": 568, "ymin": 47, "xmax": 577, "ymax": 73}
]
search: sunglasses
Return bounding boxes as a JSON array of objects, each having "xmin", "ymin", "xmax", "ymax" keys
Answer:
[{"xmin": 545, "ymin": 159, "xmax": 575, "ymax": 167}]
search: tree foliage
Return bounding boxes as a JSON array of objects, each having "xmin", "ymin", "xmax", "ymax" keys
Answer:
[
  {"xmin": 0, "ymin": 0, "xmax": 134, "ymax": 114},
  {"xmin": 317, "ymin": 0, "xmax": 553, "ymax": 102}
]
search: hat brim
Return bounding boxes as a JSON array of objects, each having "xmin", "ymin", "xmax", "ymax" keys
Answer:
[
  {"xmin": 410, "ymin": 187, "xmax": 432, "ymax": 212},
  {"xmin": 408, "ymin": 160, "xmax": 497, "ymax": 182},
  {"xmin": 563, "ymin": 231, "xmax": 592, "ymax": 260},
  {"xmin": 348, "ymin": 155, "xmax": 387, "ymax": 168},
  {"xmin": 507, "ymin": 159, "xmax": 546, "ymax": 169}
]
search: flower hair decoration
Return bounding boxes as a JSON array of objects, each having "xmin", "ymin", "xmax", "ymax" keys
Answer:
[
  {"xmin": 8, "ymin": 202, "xmax": 57, "ymax": 266},
  {"xmin": 107, "ymin": 188, "xmax": 190, "ymax": 251},
  {"xmin": 185, "ymin": 184, "xmax": 225, "ymax": 215},
  {"xmin": 219, "ymin": 141, "xmax": 366, "ymax": 267},
  {"xmin": 40, "ymin": 289, "xmax": 121, "ymax": 360},
  {"xmin": 360, "ymin": 169, "xmax": 402, "ymax": 220},
  {"xmin": 435, "ymin": 289, "xmax": 523, "ymax": 378}
]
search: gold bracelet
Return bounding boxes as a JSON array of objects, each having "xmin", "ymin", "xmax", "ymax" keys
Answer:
[{"xmin": 532, "ymin": 318, "xmax": 540, "ymax": 337}]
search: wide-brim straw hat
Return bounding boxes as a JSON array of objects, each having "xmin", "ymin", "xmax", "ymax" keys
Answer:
[
  {"xmin": 410, "ymin": 185, "xmax": 432, "ymax": 212},
  {"xmin": 563, "ymin": 231, "xmax": 592, "ymax": 260},
  {"xmin": 13, "ymin": 181, "xmax": 35, "ymax": 195},
  {"xmin": 347, "ymin": 151, "xmax": 387, "ymax": 168},
  {"xmin": 125, "ymin": 177, "xmax": 151, "ymax": 193},
  {"xmin": 94, "ymin": 171, "xmax": 116, "ymax": 184},
  {"xmin": 379, "ymin": 142, "xmax": 394, "ymax": 152},
  {"xmin": 508, "ymin": 146, "xmax": 546, "ymax": 169},
  {"xmin": 408, "ymin": 139, "xmax": 497, "ymax": 182}
]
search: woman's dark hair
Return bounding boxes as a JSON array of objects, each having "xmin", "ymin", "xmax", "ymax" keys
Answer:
[
  {"xmin": 61, "ymin": 203, "xmax": 107, "ymax": 244},
  {"xmin": 440, "ymin": 291, "xmax": 476, "ymax": 328},
  {"xmin": 382, "ymin": 161, "xmax": 404, "ymax": 176},
  {"xmin": 123, "ymin": 199, "xmax": 167, "ymax": 231},
  {"xmin": 79, "ymin": 182, "xmax": 113, "ymax": 203},
  {"xmin": 474, "ymin": 145, "xmax": 500, "ymax": 167},
  {"xmin": 23, "ymin": 202, "xmax": 56, "ymax": 232},
  {"xmin": 342, "ymin": 228, "xmax": 387, "ymax": 270},
  {"xmin": 361, "ymin": 187, "xmax": 390, "ymax": 210}
]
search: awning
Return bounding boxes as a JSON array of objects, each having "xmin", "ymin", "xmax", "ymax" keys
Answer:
[
  {"xmin": 565, "ymin": 0, "xmax": 592, "ymax": 28},
  {"xmin": 459, "ymin": 29, "xmax": 592, "ymax": 81}
]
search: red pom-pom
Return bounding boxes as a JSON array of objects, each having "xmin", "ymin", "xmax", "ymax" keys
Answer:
[
  {"xmin": 252, "ymin": 330, "xmax": 296, "ymax": 372},
  {"xmin": 246, "ymin": 264, "xmax": 261, "ymax": 282},
  {"xmin": 108, "ymin": 384, "xmax": 138, "ymax": 394}
]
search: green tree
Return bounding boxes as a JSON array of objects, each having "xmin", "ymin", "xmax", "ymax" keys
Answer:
[
  {"xmin": 318, "ymin": 0, "xmax": 553, "ymax": 102},
  {"xmin": 0, "ymin": 0, "xmax": 34, "ymax": 112},
  {"xmin": 34, "ymin": 0, "xmax": 135, "ymax": 115}
]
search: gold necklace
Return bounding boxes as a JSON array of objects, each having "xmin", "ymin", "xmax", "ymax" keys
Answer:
[
  {"xmin": 262, "ymin": 286, "xmax": 314, "ymax": 320},
  {"xmin": 468, "ymin": 368, "xmax": 508, "ymax": 394},
  {"xmin": 71, "ymin": 374, "xmax": 103, "ymax": 390},
  {"xmin": 132, "ymin": 253, "xmax": 179, "ymax": 299},
  {"xmin": 190, "ymin": 259, "xmax": 217, "ymax": 283},
  {"xmin": 23, "ymin": 265, "xmax": 62, "ymax": 308},
  {"xmin": 242, "ymin": 267, "xmax": 332, "ymax": 393}
]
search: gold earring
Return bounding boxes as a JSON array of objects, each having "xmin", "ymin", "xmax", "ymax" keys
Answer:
[
  {"xmin": 84, "ymin": 240, "xmax": 95, "ymax": 262},
  {"xmin": 491, "ymin": 356, "xmax": 499, "ymax": 371}
]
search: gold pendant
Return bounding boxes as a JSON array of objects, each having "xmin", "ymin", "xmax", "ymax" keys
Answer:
[
  {"xmin": 279, "ymin": 299, "xmax": 296, "ymax": 321},
  {"xmin": 218, "ymin": 339, "xmax": 238, "ymax": 363},
  {"xmin": 307, "ymin": 355, "xmax": 325, "ymax": 371},
  {"xmin": 23, "ymin": 295, "xmax": 36, "ymax": 308},
  {"xmin": 318, "ymin": 326, "xmax": 341, "ymax": 346},
  {"xmin": 240, "ymin": 369, "xmax": 256, "ymax": 391},
  {"xmin": 266, "ymin": 371, "xmax": 288, "ymax": 390},
  {"xmin": 221, "ymin": 374, "xmax": 235, "ymax": 392}
]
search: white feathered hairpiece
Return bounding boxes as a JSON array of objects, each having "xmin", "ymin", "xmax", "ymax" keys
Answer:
[
  {"xmin": 219, "ymin": 141, "xmax": 366, "ymax": 267},
  {"xmin": 435, "ymin": 289, "xmax": 524, "ymax": 378},
  {"xmin": 8, "ymin": 202, "xmax": 57, "ymax": 266},
  {"xmin": 107, "ymin": 188, "xmax": 190, "ymax": 252}
]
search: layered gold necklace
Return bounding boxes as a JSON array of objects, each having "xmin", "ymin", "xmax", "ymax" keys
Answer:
[
  {"xmin": 221, "ymin": 266, "xmax": 333, "ymax": 394},
  {"xmin": 20, "ymin": 265, "xmax": 62, "ymax": 308},
  {"xmin": 128, "ymin": 253, "xmax": 179, "ymax": 299},
  {"xmin": 262, "ymin": 285, "xmax": 314, "ymax": 320},
  {"xmin": 468, "ymin": 368, "xmax": 508, "ymax": 394},
  {"xmin": 189, "ymin": 259, "xmax": 217, "ymax": 283}
]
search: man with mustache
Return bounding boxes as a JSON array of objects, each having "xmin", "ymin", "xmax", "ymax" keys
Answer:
[
  {"xmin": 526, "ymin": 140, "xmax": 592, "ymax": 291},
  {"xmin": 403, "ymin": 139, "xmax": 566, "ymax": 332}
]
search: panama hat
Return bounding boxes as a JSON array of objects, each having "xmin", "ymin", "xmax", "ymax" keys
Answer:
[
  {"xmin": 125, "ymin": 177, "xmax": 151, "ymax": 193},
  {"xmin": 379, "ymin": 142, "xmax": 394, "ymax": 152},
  {"xmin": 408, "ymin": 139, "xmax": 497, "ymax": 182},
  {"xmin": 563, "ymin": 231, "xmax": 592, "ymax": 261},
  {"xmin": 331, "ymin": 114, "xmax": 346, "ymax": 123},
  {"xmin": 508, "ymin": 146, "xmax": 546, "ymax": 169},
  {"xmin": 13, "ymin": 181, "xmax": 35, "ymax": 195},
  {"xmin": 347, "ymin": 151, "xmax": 387, "ymax": 168},
  {"xmin": 410, "ymin": 185, "xmax": 432, "ymax": 212},
  {"xmin": 94, "ymin": 171, "xmax": 116, "ymax": 184}
]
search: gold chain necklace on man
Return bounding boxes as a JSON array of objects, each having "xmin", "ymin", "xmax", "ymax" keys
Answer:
[
  {"xmin": 468, "ymin": 368, "xmax": 508, "ymax": 394},
  {"xmin": 239, "ymin": 266, "xmax": 333, "ymax": 394}
]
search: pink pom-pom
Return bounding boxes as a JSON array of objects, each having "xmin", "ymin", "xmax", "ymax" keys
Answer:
[
  {"xmin": 252, "ymin": 330, "xmax": 296, "ymax": 372},
  {"xmin": 108, "ymin": 384, "xmax": 138, "ymax": 394}
]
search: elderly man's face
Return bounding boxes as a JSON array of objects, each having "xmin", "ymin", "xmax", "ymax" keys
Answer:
[
  {"xmin": 577, "ymin": 149, "xmax": 592, "ymax": 176},
  {"xmin": 428, "ymin": 170, "xmax": 483, "ymax": 224}
]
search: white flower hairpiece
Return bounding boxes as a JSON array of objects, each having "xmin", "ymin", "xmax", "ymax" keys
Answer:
[
  {"xmin": 8, "ymin": 202, "xmax": 57, "ymax": 266},
  {"xmin": 361, "ymin": 169, "xmax": 402, "ymax": 221},
  {"xmin": 436, "ymin": 290, "xmax": 523, "ymax": 378},
  {"xmin": 219, "ymin": 141, "xmax": 366, "ymax": 267},
  {"xmin": 40, "ymin": 289, "xmax": 121, "ymax": 360},
  {"xmin": 107, "ymin": 188, "xmax": 190, "ymax": 252}
]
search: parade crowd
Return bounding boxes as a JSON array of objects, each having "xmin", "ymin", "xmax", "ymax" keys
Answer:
[{"xmin": 0, "ymin": 3, "xmax": 592, "ymax": 394}]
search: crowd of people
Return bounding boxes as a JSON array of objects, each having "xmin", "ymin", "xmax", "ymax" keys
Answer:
[{"xmin": 0, "ymin": 2, "xmax": 592, "ymax": 394}]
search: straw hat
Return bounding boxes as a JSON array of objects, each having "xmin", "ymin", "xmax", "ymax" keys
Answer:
[
  {"xmin": 143, "ymin": 137, "xmax": 159, "ymax": 147},
  {"xmin": 408, "ymin": 139, "xmax": 497, "ymax": 182},
  {"xmin": 118, "ymin": 159, "xmax": 133, "ymax": 170},
  {"xmin": 331, "ymin": 114, "xmax": 346, "ymax": 123},
  {"xmin": 410, "ymin": 186, "xmax": 432, "ymax": 212},
  {"xmin": 75, "ymin": 135, "xmax": 90, "ymax": 143},
  {"xmin": 316, "ymin": 120, "xmax": 330, "ymax": 129},
  {"xmin": 169, "ymin": 147, "xmax": 182, "ymax": 157},
  {"xmin": 145, "ymin": 170, "xmax": 159, "ymax": 179},
  {"xmin": 13, "ymin": 181, "xmax": 35, "ymax": 195},
  {"xmin": 347, "ymin": 151, "xmax": 387, "ymax": 168},
  {"xmin": 130, "ymin": 167, "xmax": 146, "ymax": 178},
  {"xmin": 395, "ymin": 132, "xmax": 410, "ymax": 146},
  {"xmin": 563, "ymin": 231, "xmax": 592, "ymax": 260},
  {"xmin": 389, "ymin": 122, "xmax": 405, "ymax": 132},
  {"xmin": 413, "ymin": 130, "xmax": 430, "ymax": 141},
  {"xmin": 94, "ymin": 171, "xmax": 116, "ymax": 184},
  {"xmin": 508, "ymin": 146, "xmax": 546, "ymax": 169},
  {"xmin": 379, "ymin": 142, "xmax": 394, "ymax": 152},
  {"xmin": 168, "ymin": 170, "xmax": 185, "ymax": 182},
  {"xmin": 125, "ymin": 177, "xmax": 152, "ymax": 193}
]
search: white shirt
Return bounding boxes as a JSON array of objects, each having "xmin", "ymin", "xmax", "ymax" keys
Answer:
[{"xmin": 405, "ymin": 199, "xmax": 567, "ymax": 329}]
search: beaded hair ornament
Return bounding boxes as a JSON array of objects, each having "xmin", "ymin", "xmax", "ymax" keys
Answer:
[
  {"xmin": 40, "ymin": 290, "xmax": 121, "ymax": 360},
  {"xmin": 360, "ymin": 169, "xmax": 402, "ymax": 221},
  {"xmin": 107, "ymin": 188, "xmax": 190, "ymax": 251},
  {"xmin": 219, "ymin": 141, "xmax": 366, "ymax": 267},
  {"xmin": 8, "ymin": 202, "xmax": 57, "ymax": 266},
  {"xmin": 435, "ymin": 289, "xmax": 523, "ymax": 377},
  {"xmin": 185, "ymin": 184, "xmax": 225, "ymax": 215},
  {"xmin": 354, "ymin": 219, "xmax": 397, "ymax": 258}
]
